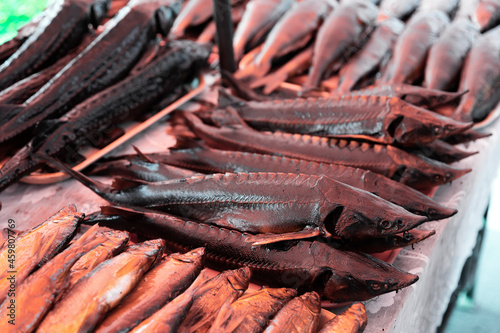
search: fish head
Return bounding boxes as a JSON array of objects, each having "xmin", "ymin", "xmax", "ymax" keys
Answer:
[
  {"xmin": 319, "ymin": 250, "xmax": 419, "ymax": 302},
  {"xmin": 391, "ymin": 100, "xmax": 474, "ymax": 144}
]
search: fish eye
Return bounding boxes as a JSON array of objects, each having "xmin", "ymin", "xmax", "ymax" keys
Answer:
[
  {"xmin": 433, "ymin": 174, "xmax": 442, "ymax": 181},
  {"xmin": 380, "ymin": 220, "xmax": 392, "ymax": 229},
  {"xmin": 371, "ymin": 283, "xmax": 381, "ymax": 291}
]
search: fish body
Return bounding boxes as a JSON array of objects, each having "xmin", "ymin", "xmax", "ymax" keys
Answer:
[
  {"xmin": 0, "ymin": 0, "xmax": 181, "ymax": 143},
  {"xmin": 215, "ymin": 94, "xmax": 471, "ymax": 145},
  {"xmin": 179, "ymin": 111, "xmax": 470, "ymax": 189},
  {"xmin": 337, "ymin": 17, "xmax": 404, "ymax": 92},
  {"xmin": 233, "ymin": 0, "xmax": 295, "ymax": 61},
  {"xmin": 0, "ymin": 224, "xmax": 110, "ymax": 333},
  {"xmin": 0, "ymin": 205, "xmax": 82, "ymax": 302},
  {"xmin": 37, "ymin": 239, "xmax": 165, "ymax": 333},
  {"xmin": 87, "ymin": 206, "xmax": 420, "ymax": 302},
  {"xmin": 41, "ymin": 156, "xmax": 427, "ymax": 241},
  {"xmin": 381, "ymin": 10, "xmax": 450, "ymax": 85},
  {"xmin": 264, "ymin": 292, "xmax": 321, "ymax": 333},
  {"xmin": 0, "ymin": 0, "xmax": 110, "ymax": 90},
  {"xmin": 123, "ymin": 145, "xmax": 456, "ymax": 219},
  {"xmin": 96, "ymin": 248, "xmax": 205, "ymax": 333},
  {"xmin": 0, "ymin": 38, "xmax": 204, "ymax": 195},
  {"xmin": 318, "ymin": 302, "xmax": 367, "ymax": 332},
  {"xmin": 304, "ymin": 1, "xmax": 378, "ymax": 90},
  {"xmin": 476, "ymin": 0, "xmax": 500, "ymax": 31},
  {"xmin": 378, "ymin": 0, "xmax": 421, "ymax": 20},
  {"xmin": 453, "ymin": 25, "xmax": 500, "ymax": 122},
  {"xmin": 237, "ymin": 0, "xmax": 334, "ymax": 80},
  {"xmin": 208, "ymin": 287, "xmax": 297, "ymax": 333},
  {"xmin": 423, "ymin": 18, "xmax": 479, "ymax": 91}
]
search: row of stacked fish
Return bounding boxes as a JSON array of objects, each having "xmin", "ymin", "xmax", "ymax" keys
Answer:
[
  {"xmin": 171, "ymin": 0, "xmax": 500, "ymax": 123},
  {"xmin": 0, "ymin": 205, "xmax": 369, "ymax": 332},
  {"xmin": 0, "ymin": 0, "xmax": 211, "ymax": 203}
]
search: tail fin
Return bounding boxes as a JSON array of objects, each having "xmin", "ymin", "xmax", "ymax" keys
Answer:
[{"xmin": 33, "ymin": 154, "xmax": 115, "ymax": 197}]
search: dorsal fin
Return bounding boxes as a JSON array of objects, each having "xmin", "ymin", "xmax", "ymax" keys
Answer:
[
  {"xmin": 111, "ymin": 177, "xmax": 150, "ymax": 190},
  {"xmin": 132, "ymin": 146, "xmax": 155, "ymax": 163},
  {"xmin": 171, "ymin": 136, "xmax": 207, "ymax": 150}
]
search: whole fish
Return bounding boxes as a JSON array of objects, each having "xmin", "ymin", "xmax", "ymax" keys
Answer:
[
  {"xmin": 378, "ymin": 0, "xmax": 421, "ymax": 20},
  {"xmin": 233, "ymin": 0, "xmax": 295, "ymax": 62},
  {"xmin": 236, "ymin": 0, "xmax": 334, "ymax": 80},
  {"xmin": 0, "ymin": 224, "xmax": 110, "ymax": 333},
  {"xmin": 476, "ymin": 0, "xmax": 500, "ymax": 31},
  {"xmin": 318, "ymin": 302, "xmax": 367, "ymax": 332},
  {"xmin": 423, "ymin": 18, "xmax": 479, "ymax": 91},
  {"xmin": 342, "ymin": 229, "xmax": 436, "ymax": 253},
  {"xmin": 0, "ymin": 39, "xmax": 207, "ymax": 195},
  {"xmin": 351, "ymin": 84, "xmax": 467, "ymax": 109},
  {"xmin": 304, "ymin": 1, "xmax": 378, "ymax": 90},
  {"xmin": 208, "ymin": 287, "xmax": 297, "ymax": 333},
  {"xmin": 177, "ymin": 267, "xmax": 251, "ymax": 332},
  {"xmin": 380, "ymin": 10, "xmax": 450, "ymax": 85},
  {"xmin": 0, "ymin": 0, "xmax": 110, "ymax": 90},
  {"xmin": 95, "ymin": 248, "xmax": 205, "ymax": 333},
  {"xmin": 37, "ymin": 239, "xmax": 165, "ymax": 333},
  {"xmin": 453, "ymin": 25, "xmax": 500, "ymax": 122},
  {"xmin": 177, "ymin": 110, "xmax": 471, "ymax": 189},
  {"xmin": 40, "ymin": 156, "xmax": 427, "ymax": 242},
  {"xmin": 111, "ymin": 143, "xmax": 456, "ymax": 219},
  {"xmin": 66, "ymin": 229, "xmax": 129, "ymax": 288},
  {"xmin": 0, "ymin": 205, "xmax": 82, "ymax": 303},
  {"xmin": 399, "ymin": 139, "xmax": 477, "ymax": 163},
  {"xmin": 417, "ymin": 0, "xmax": 459, "ymax": 16},
  {"xmin": 264, "ymin": 292, "xmax": 321, "ymax": 333},
  {"xmin": 87, "ymin": 206, "xmax": 420, "ymax": 302},
  {"xmin": 0, "ymin": 0, "xmax": 182, "ymax": 143},
  {"xmin": 212, "ymin": 94, "xmax": 472, "ymax": 145},
  {"xmin": 337, "ymin": 17, "xmax": 405, "ymax": 92}
]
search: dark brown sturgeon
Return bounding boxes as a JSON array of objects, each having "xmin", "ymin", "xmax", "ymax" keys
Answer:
[
  {"xmin": 178, "ymin": 110, "xmax": 471, "ymax": 190},
  {"xmin": 337, "ymin": 17, "xmax": 405, "ymax": 92},
  {"xmin": 423, "ymin": 18, "xmax": 479, "ymax": 91},
  {"xmin": 86, "ymin": 206, "xmax": 420, "ymax": 303},
  {"xmin": 0, "ymin": 39, "xmax": 204, "ymax": 195},
  {"xmin": 39, "ymin": 155, "xmax": 427, "ymax": 242},
  {"xmin": 0, "ymin": 0, "xmax": 182, "ymax": 143},
  {"xmin": 304, "ymin": 1, "xmax": 378, "ymax": 90},
  {"xmin": 211, "ymin": 94, "xmax": 473, "ymax": 145},
  {"xmin": 100, "ymin": 144, "xmax": 456, "ymax": 220},
  {"xmin": 0, "ymin": 0, "xmax": 110, "ymax": 90},
  {"xmin": 380, "ymin": 10, "xmax": 450, "ymax": 85}
]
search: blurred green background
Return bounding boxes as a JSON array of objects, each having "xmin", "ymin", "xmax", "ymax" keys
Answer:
[{"xmin": 0, "ymin": 0, "xmax": 48, "ymax": 44}]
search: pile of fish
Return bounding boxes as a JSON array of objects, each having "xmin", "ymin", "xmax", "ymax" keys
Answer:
[
  {"xmin": 0, "ymin": 0, "xmax": 211, "ymax": 199},
  {"xmin": 1, "ymin": 205, "xmax": 371, "ymax": 332},
  {"xmin": 170, "ymin": 0, "xmax": 500, "ymax": 123}
]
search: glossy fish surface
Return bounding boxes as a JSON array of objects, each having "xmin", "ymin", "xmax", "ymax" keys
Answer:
[
  {"xmin": 0, "ymin": 205, "xmax": 82, "ymax": 303},
  {"xmin": 0, "ymin": 224, "xmax": 110, "ymax": 333},
  {"xmin": 96, "ymin": 248, "xmax": 205, "ymax": 333},
  {"xmin": 263, "ymin": 292, "xmax": 321, "ymax": 333},
  {"xmin": 87, "ymin": 206, "xmax": 420, "ymax": 302},
  {"xmin": 37, "ymin": 239, "xmax": 165, "ymax": 333}
]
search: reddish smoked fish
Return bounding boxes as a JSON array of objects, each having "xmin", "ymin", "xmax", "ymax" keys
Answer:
[
  {"xmin": 423, "ymin": 18, "xmax": 479, "ymax": 91},
  {"xmin": 380, "ymin": 10, "xmax": 449, "ymax": 85},
  {"xmin": 304, "ymin": 1, "xmax": 378, "ymax": 90},
  {"xmin": 318, "ymin": 302, "xmax": 368, "ymax": 332}
]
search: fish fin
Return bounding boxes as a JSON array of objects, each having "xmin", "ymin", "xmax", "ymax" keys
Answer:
[
  {"xmin": 32, "ymin": 154, "xmax": 114, "ymax": 195},
  {"xmin": 132, "ymin": 146, "xmax": 155, "ymax": 163},
  {"xmin": 111, "ymin": 177, "xmax": 150, "ymax": 190},
  {"xmin": 246, "ymin": 228, "xmax": 320, "ymax": 245},
  {"xmin": 217, "ymin": 88, "xmax": 245, "ymax": 107},
  {"xmin": 221, "ymin": 70, "xmax": 269, "ymax": 102}
]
